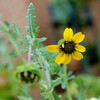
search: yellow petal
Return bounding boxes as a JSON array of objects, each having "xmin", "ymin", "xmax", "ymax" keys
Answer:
[
  {"xmin": 46, "ymin": 45, "xmax": 60, "ymax": 52},
  {"xmin": 63, "ymin": 28, "xmax": 73, "ymax": 41},
  {"xmin": 55, "ymin": 52, "xmax": 66, "ymax": 64},
  {"xmin": 72, "ymin": 32, "xmax": 85, "ymax": 43},
  {"xmin": 63, "ymin": 54, "xmax": 72, "ymax": 64},
  {"xmin": 72, "ymin": 51, "xmax": 83, "ymax": 60},
  {"xmin": 75, "ymin": 45, "xmax": 86, "ymax": 52}
]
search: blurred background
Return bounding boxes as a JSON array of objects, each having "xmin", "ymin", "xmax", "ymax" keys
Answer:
[{"xmin": 0, "ymin": 0, "xmax": 100, "ymax": 100}]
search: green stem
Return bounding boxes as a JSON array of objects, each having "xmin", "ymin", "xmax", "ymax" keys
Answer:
[
  {"xmin": 34, "ymin": 49, "xmax": 55, "ymax": 100},
  {"xmin": 64, "ymin": 64, "xmax": 72, "ymax": 100}
]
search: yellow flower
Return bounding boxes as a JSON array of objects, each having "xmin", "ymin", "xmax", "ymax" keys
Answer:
[{"xmin": 46, "ymin": 28, "xmax": 86, "ymax": 64}]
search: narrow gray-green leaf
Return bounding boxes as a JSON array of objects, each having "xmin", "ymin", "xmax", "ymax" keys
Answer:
[
  {"xmin": 13, "ymin": 23, "xmax": 27, "ymax": 45},
  {"xmin": 26, "ymin": 3, "xmax": 36, "ymax": 38}
]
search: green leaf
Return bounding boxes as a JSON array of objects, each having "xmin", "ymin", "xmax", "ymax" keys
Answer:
[
  {"xmin": 26, "ymin": 3, "xmax": 35, "ymax": 37},
  {"xmin": 41, "ymin": 92, "xmax": 51, "ymax": 100},
  {"xmin": 39, "ymin": 47, "xmax": 58, "ymax": 62},
  {"xmin": 0, "ymin": 21, "xmax": 26, "ymax": 62},
  {"xmin": 32, "ymin": 37, "xmax": 47, "ymax": 48},
  {"xmin": 49, "ymin": 60, "xmax": 60, "ymax": 74},
  {"xmin": 0, "ymin": 21, "xmax": 9, "ymax": 33},
  {"xmin": 68, "ymin": 75, "xmax": 75, "ymax": 80},
  {"xmin": 67, "ymin": 71, "xmax": 75, "ymax": 80},
  {"xmin": 61, "ymin": 81, "xmax": 66, "ymax": 89},
  {"xmin": 30, "ymin": 38, "xmax": 44, "ymax": 49},
  {"xmin": 26, "ymin": 3, "xmax": 40, "ymax": 38},
  {"xmin": 34, "ymin": 26, "xmax": 40, "ymax": 35},
  {"xmin": 51, "ymin": 78, "xmax": 61, "ymax": 88},
  {"xmin": 41, "ymin": 88, "xmax": 53, "ymax": 100},
  {"xmin": 35, "ymin": 37, "xmax": 47, "ymax": 43},
  {"xmin": 67, "ymin": 71, "xmax": 73, "ymax": 77},
  {"xmin": 13, "ymin": 23, "xmax": 28, "ymax": 45},
  {"xmin": 58, "ymin": 39, "xmax": 65, "ymax": 46}
]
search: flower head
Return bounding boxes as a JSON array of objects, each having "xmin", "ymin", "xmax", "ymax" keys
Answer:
[{"xmin": 46, "ymin": 28, "xmax": 86, "ymax": 64}]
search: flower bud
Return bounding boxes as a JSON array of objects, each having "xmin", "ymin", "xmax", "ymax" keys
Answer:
[{"xmin": 15, "ymin": 63, "xmax": 41, "ymax": 83}]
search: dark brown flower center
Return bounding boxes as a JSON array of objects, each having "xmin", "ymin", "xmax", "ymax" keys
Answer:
[{"xmin": 60, "ymin": 41, "xmax": 75, "ymax": 54}]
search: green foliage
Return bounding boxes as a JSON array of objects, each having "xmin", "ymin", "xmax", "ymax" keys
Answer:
[
  {"xmin": 74, "ymin": 77, "xmax": 87, "ymax": 100},
  {"xmin": 0, "ymin": 70, "xmax": 18, "ymax": 100},
  {"xmin": 13, "ymin": 23, "xmax": 28, "ymax": 46},
  {"xmin": 0, "ymin": 21, "xmax": 26, "ymax": 63},
  {"xmin": 68, "ymin": 75, "xmax": 100, "ymax": 99},
  {"xmin": 26, "ymin": 3, "xmax": 40, "ymax": 38},
  {"xmin": 0, "ymin": 29, "xmax": 15, "ymax": 70},
  {"xmin": 51, "ymin": 78, "xmax": 61, "ymax": 89},
  {"xmin": 49, "ymin": 60, "xmax": 60, "ymax": 75},
  {"xmin": 80, "ymin": 75, "xmax": 100, "ymax": 97},
  {"xmin": 33, "ymin": 37, "xmax": 47, "ymax": 48}
]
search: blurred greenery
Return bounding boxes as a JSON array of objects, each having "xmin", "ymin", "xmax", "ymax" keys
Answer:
[
  {"xmin": 0, "ymin": 70, "xmax": 18, "ymax": 100},
  {"xmin": 71, "ymin": 75, "xmax": 100, "ymax": 99}
]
